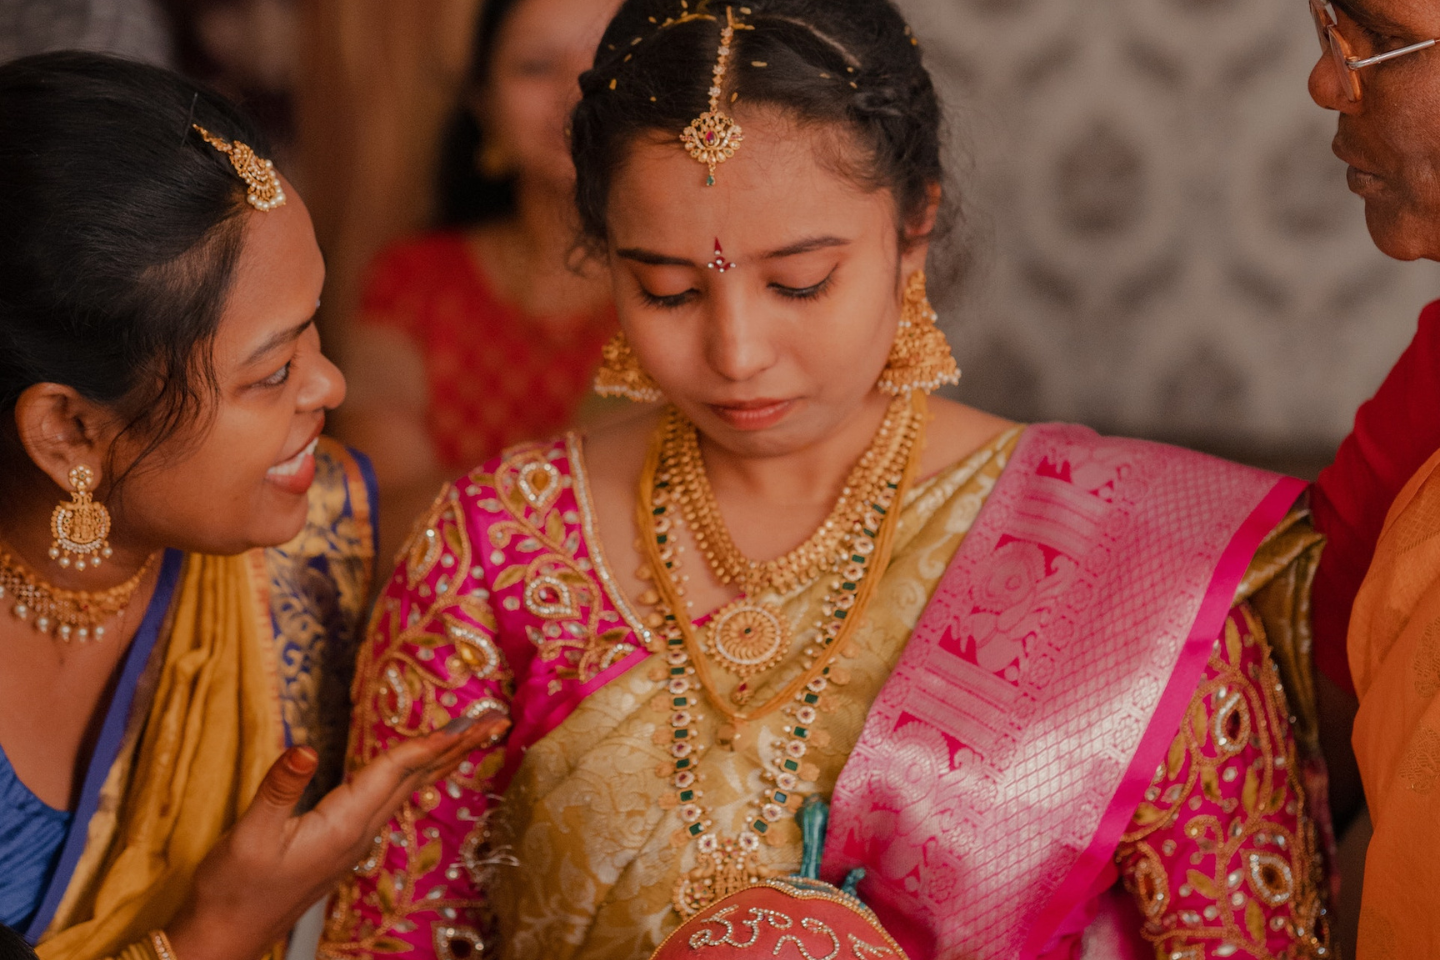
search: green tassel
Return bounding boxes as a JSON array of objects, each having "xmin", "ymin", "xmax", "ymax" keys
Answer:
[{"xmin": 797, "ymin": 794, "xmax": 828, "ymax": 880}]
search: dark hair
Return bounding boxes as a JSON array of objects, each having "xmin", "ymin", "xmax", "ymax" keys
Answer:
[
  {"xmin": 0, "ymin": 51, "xmax": 270, "ymax": 482},
  {"xmin": 436, "ymin": 0, "xmax": 527, "ymax": 226},
  {"xmin": 0, "ymin": 925, "xmax": 37, "ymax": 960},
  {"xmin": 571, "ymin": 0, "xmax": 947, "ymax": 249}
]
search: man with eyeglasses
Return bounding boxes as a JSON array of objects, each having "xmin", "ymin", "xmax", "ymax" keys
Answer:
[{"xmin": 1307, "ymin": 0, "xmax": 1440, "ymax": 955}]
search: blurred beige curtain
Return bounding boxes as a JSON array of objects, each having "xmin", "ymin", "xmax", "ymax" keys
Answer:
[{"xmin": 292, "ymin": 0, "xmax": 482, "ymax": 356}]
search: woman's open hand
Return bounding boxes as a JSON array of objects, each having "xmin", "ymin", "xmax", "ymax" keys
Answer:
[{"xmin": 164, "ymin": 710, "xmax": 509, "ymax": 960}]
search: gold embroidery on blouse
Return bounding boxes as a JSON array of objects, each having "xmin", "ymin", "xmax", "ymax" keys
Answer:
[
  {"xmin": 1117, "ymin": 606, "xmax": 1328, "ymax": 959},
  {"xmin": 486, "ymin": 442, "xmax": 643, "ymax": 681},
  {"xmin": 323, "ymin": 440, "xmax": 652, "ymax": 954},
  {"xmin": 433, "ymin": 923, "xmax": 485, "ymax": 960},
  {"xmin": 324, "ymin": 484, "xmax": 503, "ymax": 954}
]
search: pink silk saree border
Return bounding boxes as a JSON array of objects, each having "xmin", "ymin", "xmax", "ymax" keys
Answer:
[
  {"xmin": 1027, "ymin": 474, "xmax": 1305, "ymax": 958},
  {"xmin": 820, "ymin": 423, "xmax": 1304, "ymax": 960}
]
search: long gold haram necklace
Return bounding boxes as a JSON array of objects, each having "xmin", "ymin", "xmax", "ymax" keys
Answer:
[
  {"xmin": 636, "ymin": 393, "xmax": 927, "ymax": 918},
  {"xmin": 0, "ymin": 544, "xmax": 156, "ymax": 641},
  {"xmin": 663, "ymin": 395, "xmax": 919, "ymax": 703}
]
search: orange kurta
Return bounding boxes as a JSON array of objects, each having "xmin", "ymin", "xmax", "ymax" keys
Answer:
[{"xmin": 1348, "ymin": 445, "xmax": 1440, "ymax": 958}]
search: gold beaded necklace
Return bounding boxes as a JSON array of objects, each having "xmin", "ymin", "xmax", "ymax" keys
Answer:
[
  {"xmin": 0, "ymin": 544, "xmax": 156, "ymax": 642},
  {"xmin": 666, "ymin": 394, "xmax": 917, "ymax": 598},
  {"xmin": 658, "ymin": 395, "xmax": 922, "ymax": 701},
  {"xmin": 636, "ymin": 393, "xmax": 926, "ymax": 918}
]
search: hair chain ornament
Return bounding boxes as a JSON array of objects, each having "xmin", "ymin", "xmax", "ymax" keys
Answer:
[
  {"xmin": 149, "ymin": 931, "xmax": 179, "ymax": 960},
  {"xmin": 680, "ymin": 6, "xmax": 752, "ymax": 186},
  {"xmin": 192, "ymin": 124, "xmax": 287, "ymax": 211},
  {"xmin": 1, "ymin": 543, "xmax": 157, "ymax": 642},
  {"xmin": 706, "ymin": 240, "xmax": 737, "ymax": 272}
]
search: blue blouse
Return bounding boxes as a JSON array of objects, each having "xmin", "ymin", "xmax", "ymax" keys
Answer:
[{"xmin": 0, "ymin": 749, "xmax": 70, "ymax": 930}]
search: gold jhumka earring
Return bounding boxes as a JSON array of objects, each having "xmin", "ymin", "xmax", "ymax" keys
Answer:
[
  {"xmin": 50, "ymin": 465, "xmax": 112, "ymax": 571},
  {"xmin": 593, "ymin": 332, "xmax": 665, "ymax": 402},
  {"xmin": 192, "ymin": 124, "xmax": 287, "ymax": 211},
  {"xmin": 679, "ymin": 6, "xmax": 751, "ymax": 186},
  {"xmin": 0, "ymin": 464, "xmax": 156, "ymax": 641},
  {"xmin": 877, "ymin": 270, "xmax": 961, "ymax": 396}
]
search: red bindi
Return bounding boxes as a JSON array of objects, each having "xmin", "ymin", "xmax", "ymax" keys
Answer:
[{"xmin": 706, "ymin": 240, "xmax": 737, "ymax": 273}]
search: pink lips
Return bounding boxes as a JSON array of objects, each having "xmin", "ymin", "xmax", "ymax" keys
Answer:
[
  {"xmin": 265, "ymin": 425, "xmax": 323, "ymax": 495},
  {"xmin": 708, "ymin": 399, "xmax": 796, "ymax": 431}
]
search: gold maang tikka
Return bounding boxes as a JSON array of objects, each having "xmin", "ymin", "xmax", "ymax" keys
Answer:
[
  {"xmin": 192, "ymin": 124, "xmax": 287, "ymax": 211},
  {"xmin": 680, "ymin": 6, "xmax": 752, "ymax": 187}
]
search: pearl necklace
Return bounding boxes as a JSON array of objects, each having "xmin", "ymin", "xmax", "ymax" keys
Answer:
[
  {"xmin": 0, "ymin": 544, "xmax": 156, "ymax": 642},
  {"xmin": 635, "ymin": 394, "xmax": 926, "ymax": 918}
]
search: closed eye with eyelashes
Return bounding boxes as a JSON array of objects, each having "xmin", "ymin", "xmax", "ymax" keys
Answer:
[{"xmin": 635, "ymin": 268, "xmax": 837, "ymax": 310}]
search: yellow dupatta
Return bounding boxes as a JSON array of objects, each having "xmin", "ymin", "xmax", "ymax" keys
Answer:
[
  {"xmin": 35, "ymin": 551, "xmax": 286, "ymax": 960},
  {"xmin": 1348, "ymin": 446, "xmax": 1440, "ymax": 958}
]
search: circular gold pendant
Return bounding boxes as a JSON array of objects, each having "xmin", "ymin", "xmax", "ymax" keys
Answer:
[{"xmin": 706, "ymin": 599, "xmax": 790, "ymax": 678}]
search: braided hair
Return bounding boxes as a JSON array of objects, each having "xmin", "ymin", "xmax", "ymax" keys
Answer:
[{"xmin": 571, "ymin": 0, "xmax": 950, "ymax": 251}]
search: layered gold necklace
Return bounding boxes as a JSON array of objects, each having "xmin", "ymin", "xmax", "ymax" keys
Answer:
[
  {"xmin": 659, "ymin": 395, "xmax": 922, "ymax": 699},
  {"xmin": 666, "ymin": 396, "xmax": 918, "ymax": 598},
  {"xmin": 0, "ymin": 544, "xmax": 156, "ymax": 642},
  {"xmin": 636, "ymin": 393, "xmax": 926, "ymax": 918}
]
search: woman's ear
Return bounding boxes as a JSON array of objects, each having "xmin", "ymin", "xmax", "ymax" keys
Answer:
[
  {"xmin": 899, "ymin": 182, "xmax": 942, "ymax": 277},
  {"xmin": 13, "ymin": 383, "xmax": 118, "ymax": 494}
]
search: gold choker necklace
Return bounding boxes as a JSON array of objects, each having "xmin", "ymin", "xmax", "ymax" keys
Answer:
[
  {"xmin": 0, "ymin": 545, "xmax": 156, "ymax": 642},
  {"xmin": 664, "ymin": 394, "xmax": 920, "ymax": 598}
]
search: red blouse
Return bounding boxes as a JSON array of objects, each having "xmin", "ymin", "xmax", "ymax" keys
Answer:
[
  {"xmin": 359, "ymin": 232, "xmax": 616, "ymax": 472},
  {"xmin": 1311, "ymin": 299, "xmax": 1440, "ymax": 697}
]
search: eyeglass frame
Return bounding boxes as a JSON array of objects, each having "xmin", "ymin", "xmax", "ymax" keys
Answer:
[{"xmin": 1309, "ymin": 0, "xmax": 1439, "ymax": 102}]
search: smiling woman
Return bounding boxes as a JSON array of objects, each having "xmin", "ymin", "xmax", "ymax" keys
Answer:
[
  {"xmin": 0, "ymin": 52, "xmax": 509, "ymax": 960},
  {"xmin": 322, "ymin": 1, "xmax": 1336, "ymax": 958}
]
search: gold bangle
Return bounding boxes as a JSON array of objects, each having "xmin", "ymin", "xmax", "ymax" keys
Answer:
[{"xmin": 149, "ymin": 930, "xmax": 178, "ymax": 960}]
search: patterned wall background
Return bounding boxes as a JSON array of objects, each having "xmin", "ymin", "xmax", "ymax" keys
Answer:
[{"xmin": 902, "ymin": 0, "xmax": 1440, "ymax": 455}]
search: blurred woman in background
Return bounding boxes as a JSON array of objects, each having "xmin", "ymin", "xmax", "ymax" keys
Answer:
[{"xmin": 335, "ymin": 0, "xmax": 622, "ymax": 565}]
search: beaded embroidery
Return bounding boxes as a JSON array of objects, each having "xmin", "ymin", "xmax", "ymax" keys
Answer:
[
  {"xmin": 321, "ymin": 438, "xmax": 649, "ymax": 955},
  {"xmin": 1116, "ymin": 606, "xmax": 1329, "ymax": 958}
]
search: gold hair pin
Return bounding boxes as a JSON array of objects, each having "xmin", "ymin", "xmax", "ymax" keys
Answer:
[
  {"xmin": 680, "ymin": 6, "xmax": 752, "ymax": 186},
  {"xmin": 192, "ymin": 124, "xmax": 287, "ymax": 211}
]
